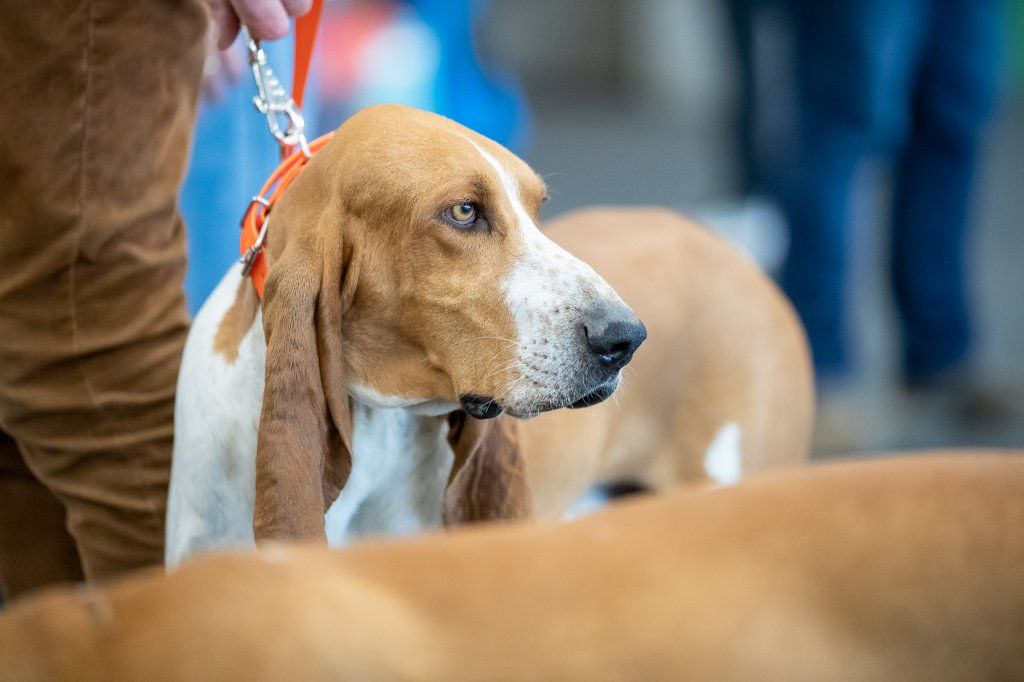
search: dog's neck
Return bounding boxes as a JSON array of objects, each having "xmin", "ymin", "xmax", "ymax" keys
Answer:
[
  {"xmin": 348, "ymin": 382, "xmax": 459, "ymax": 417},
  {"xmin": 324, "ymin": 394, "xmax": 455, "ymax": 543}
]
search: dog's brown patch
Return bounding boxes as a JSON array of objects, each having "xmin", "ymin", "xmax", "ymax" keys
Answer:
[{"xmin": 213, "ymin": 278, "xmax": 260, "ymax": 363}]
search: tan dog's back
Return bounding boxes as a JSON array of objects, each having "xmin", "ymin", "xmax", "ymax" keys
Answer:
[
  {"xmin": 522, "ymin": 207, "xmax": 814, "ymax": 516},
  {"xmin": 2, "ymin": 454, "xmax": 1021, "ymax": 680}
]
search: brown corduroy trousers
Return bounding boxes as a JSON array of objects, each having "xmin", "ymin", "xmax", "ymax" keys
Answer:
[{"xmin": 0, "ymin": 0, "xmax": 206, "ymax": 598}]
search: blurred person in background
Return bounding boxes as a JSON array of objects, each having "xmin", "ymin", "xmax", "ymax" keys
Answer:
[
  {"xmin": 313, "ymin": 0, "xmax": 528, "ymax": 152},
  {"xmin": 730, "ymin": 0, "xmax": 1005, "ymax": 443}
]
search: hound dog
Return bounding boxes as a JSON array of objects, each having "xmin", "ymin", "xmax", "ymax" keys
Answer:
[
  {"xmin": 5, "ymin": 453, "xmax": 1022, "ymax": 680},
  {"xmin": 165, "ymin": 105, "xmax": 646, "ymax": 565},
  {"xmin": 520, "ymin": 207, "xmax": 814, "ymax": 517}
]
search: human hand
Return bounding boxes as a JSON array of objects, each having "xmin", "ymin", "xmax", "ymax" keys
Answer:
[
  {"xmin": 201, "ymin": 37, "xmax": 245, "ymax": 103},
  {"xmin": 206, "ymin": 0, "xmax": 313, "ymax": 49}
]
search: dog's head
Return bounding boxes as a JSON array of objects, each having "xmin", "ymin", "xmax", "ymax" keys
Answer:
[
  {"xmin": 308, "ymin": 105, "xmax": 645, "ymax": 418},
  {"xmin": 253, "ymin": 105, "xmax": 644, "ymax": 539}
]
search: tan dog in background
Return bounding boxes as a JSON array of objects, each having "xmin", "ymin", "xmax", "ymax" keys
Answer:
[
  {"xmin": 520, "ymin": 207, "xmax": 815, "ymax": 517},
  {"xmin": 2, "ymin": 453, "xmax": 1021, "ymax": 680}
]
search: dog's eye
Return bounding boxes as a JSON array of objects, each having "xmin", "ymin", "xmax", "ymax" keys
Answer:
[{"xmin": 443, "ymin": 202, "xmax": 479, "ymax": 227}]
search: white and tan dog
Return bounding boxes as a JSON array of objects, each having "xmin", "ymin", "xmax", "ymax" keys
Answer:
[
  {"xmin": 165, "ymin": 105, "xmax": 646, "ymax": 565},
  {"xmin": 5, "ymin": 453, "xmax": 1022, "ymax": 680},
  {"xmin": 521, "ymin": 207, "xmax": 814, "ymax": 517}
]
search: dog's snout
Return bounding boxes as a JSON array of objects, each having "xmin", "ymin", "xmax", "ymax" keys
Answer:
[{"xmin": 583, "ymin": 310, "xmax": 647, "ymax": 369}]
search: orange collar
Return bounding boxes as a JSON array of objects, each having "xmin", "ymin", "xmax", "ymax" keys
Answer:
[{"xmin": 240, "ymin": 132, "xmax": 333, "ymax": 299}]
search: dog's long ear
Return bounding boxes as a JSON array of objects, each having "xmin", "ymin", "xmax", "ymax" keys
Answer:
[
  {"xmin": 444, "ymin": 412, "xmax": 533, "ymax": 525},
  {"xmin": 252, "ymin": 170, "xmax": 354, "ymax": 544}
]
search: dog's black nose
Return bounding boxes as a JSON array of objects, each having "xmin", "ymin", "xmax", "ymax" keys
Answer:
[{"xmin": 583, "ymin": 312, "xmax": 647, "ymax": 369}]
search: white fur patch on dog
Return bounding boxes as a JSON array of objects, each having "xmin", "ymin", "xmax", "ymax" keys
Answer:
[
  {"xmin": 704, "ymin": 422, "xmax": 743, "ymax": 486},
  {"xmin": 460, "ymin": 135, "xmax": 622, "ymax": 417},
  {"xmin": 561, "ymin": 488, "xmax": 612, "ymax": 520}
]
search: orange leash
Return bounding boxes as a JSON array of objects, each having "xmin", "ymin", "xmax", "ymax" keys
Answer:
[
  {"xmin": 240, "ymin": 0, "xmax": 325, "ymax": 299},
  {"xmin": 291, "ymin": 0, "xmax": 324, "ymax": 112}
]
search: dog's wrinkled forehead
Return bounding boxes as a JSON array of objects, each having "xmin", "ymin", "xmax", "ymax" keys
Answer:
[{"xmin": 323, "ymin": 104, "xmax": 545, "ymax": 218}]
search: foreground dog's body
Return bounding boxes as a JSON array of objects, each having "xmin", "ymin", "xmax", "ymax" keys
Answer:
[
  {"xmin": 522, "ymin": 208, "xmax": 814, "ymax": 516},
  {"xmin": 166, "ymin": 105, "xmax": 645, "ymax": 565},
  {"xmin": 4, "ymin": 454, "xmax": 1022, "ymax": 680}
]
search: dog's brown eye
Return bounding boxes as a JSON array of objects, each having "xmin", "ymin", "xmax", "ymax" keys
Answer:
[{"xmin": 445, "ymin": 202, "xmax": 478, "ymax": 226}]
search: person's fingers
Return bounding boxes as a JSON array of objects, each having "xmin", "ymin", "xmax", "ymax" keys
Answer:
[
  {"xmin": 229, "ymin": 0, "xmax": 290, "ymax": 43},
  {"xmin": 280, "ymin": 0, "xmax": 313, "ymax": 18},
  {"xmin": 218, "ymin": 12, "xmax": 241, "ymax": 49},
  {"xmin": 206, "ymin": 0, "xmax": 242, "ymax": 49},
  {"xmin": 201, "ymin": 33, "xmax": 225, "ymax": 103},
  {"xmin": 222, "ymin": 45, "xmax": 245, "ymax": 83}
]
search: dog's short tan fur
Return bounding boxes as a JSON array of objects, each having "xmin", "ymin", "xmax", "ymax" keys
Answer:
[
  {"xmin": 521, "ymin": 207, "xmax": 814, "ymax": 516},
  {"xmin": 4, "ymin": 453, "xmax": 1021, "ymax": 680}
]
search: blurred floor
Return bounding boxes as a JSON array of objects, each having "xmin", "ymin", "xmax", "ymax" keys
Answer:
[{"xmin": 523, "ymin": 95, "xmax": 1024, "ymax": 457}]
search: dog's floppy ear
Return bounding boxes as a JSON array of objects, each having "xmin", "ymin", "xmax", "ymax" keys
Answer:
[
  {"xmin": 252, "ymin": 169, "xmax": 354, "ymax": 544},
  {"xmin": 444, "ymin": 412, "xmax": 533, "ymax": 525}
]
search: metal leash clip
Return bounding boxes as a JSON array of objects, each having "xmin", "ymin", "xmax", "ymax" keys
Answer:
[
  {"xmin": 240, "ymin": 195, "xmax": 272, "ymax": 275},
  {"xmin": 245, "ymin": 30, "xmax": 311, "ymax": 157}
]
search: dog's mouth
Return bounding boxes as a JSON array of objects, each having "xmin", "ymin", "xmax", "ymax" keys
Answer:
[
  {"xmin": 459, "ymin": 394, "xmax": 504, "ymax": 420},
  {"xmin": 567, "ymin": 381, "xmax": 617, "ymax": 409},
  {"xmin": 460, "ymin": 380, "xmax": 619, "ymax": 420}
]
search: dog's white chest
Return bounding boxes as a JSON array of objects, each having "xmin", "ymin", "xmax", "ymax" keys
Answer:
[{"xmin": 325, "ymin": 404, "xmax": 453, "ymax": 543}]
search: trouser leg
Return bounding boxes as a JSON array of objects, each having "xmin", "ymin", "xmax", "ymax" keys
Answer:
[
  {"xmin": 0, "ymin": 430, "xmax": 84, "ymax": 601},
  {"xmin": 891, "ymin": 0, "xmax": 1000, "ymax": 383},
  {"xmin": 781, "ymin": 0, "xmax": 926, "ymax": 380},
  {"xmin": 0, "ymin": 0, "xmax": 207, "ymax": 582}
]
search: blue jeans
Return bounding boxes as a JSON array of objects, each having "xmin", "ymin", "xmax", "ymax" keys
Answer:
[{"xmin": 779, "ymin": 0, "xmax": 1000, "ymax": 383}]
